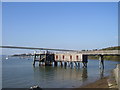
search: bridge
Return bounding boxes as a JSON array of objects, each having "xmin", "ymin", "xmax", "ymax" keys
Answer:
[{"xmin": 0, "ymin": 46, "xmax": 120, "ymax": 68}]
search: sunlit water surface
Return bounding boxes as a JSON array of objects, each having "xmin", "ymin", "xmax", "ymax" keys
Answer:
[{"xmin": 2, "ymin": 57, "xmax": 120, "ymax": 88}]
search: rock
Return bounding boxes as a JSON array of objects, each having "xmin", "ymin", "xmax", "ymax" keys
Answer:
[{"xmin": 29, "ymin": 85, "xmax": 42, "ymax": 90}]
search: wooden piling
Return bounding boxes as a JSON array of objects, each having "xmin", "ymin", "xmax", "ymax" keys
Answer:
[
  {"xmin": 33, "ymin": 54, "xmax": 36, "ymax": 66},
  {"xmin": 82, "ymin": 55, "xmax": 88, "ymax": 68},
  {"xmin": 78, "ymin": 62, "xmax": 80, "ymax": 68},
  {"xmin": 60, "ymin": 61, "xmax": 63, "ymax": 67},
  {"xmin": 64, "ymin": 62, "xmax": 67, "ymax": 67},
  {"xmin": 54, "ymin": 61, "xmax": 57, "ymax": 66}
]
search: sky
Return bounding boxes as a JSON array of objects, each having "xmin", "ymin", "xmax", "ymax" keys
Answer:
[{"xmin": 2, "ymin": 2, "xmax": 118, "ymax": 55}]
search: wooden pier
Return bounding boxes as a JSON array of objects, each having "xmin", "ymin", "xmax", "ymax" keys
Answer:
[
  {"xmin": 33, "ymin": 50, "xmax": 120, "ymax": 69},
  {"xmin": 33, "ymin": 52, "xmax": 88, "ymax": 68}
]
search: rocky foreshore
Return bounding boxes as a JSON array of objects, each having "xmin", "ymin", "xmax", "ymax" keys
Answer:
[{"xmin": 78, "ymin": 64, "xmax": 120, "ymax": 89}]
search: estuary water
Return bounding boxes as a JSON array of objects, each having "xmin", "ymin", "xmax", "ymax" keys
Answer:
[{"xmin": 2, "ymin": 57, "xmax": 120, "ymax": 88}]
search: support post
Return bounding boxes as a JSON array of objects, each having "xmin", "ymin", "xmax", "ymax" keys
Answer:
[
  {"xmin": 72, "ymin": 62, "xmax": 74, "ymax": 67},
  {"xmin": 54, "ymin": 61, "xmax": 57, "ymax": 66},
  {"xmin": 99, "ymin": 55, "xmax": 104, "ymax": 69},
  {"xmin": 61, "ymin": 61, "xmax": 63, "ymax": 67},
  {"xmin": 78, "ymin": 62, "xmax": 80, "ymax": 68},
  {"xmin": 39, "ymin": 54, "xmax": 41, "ymax": 66},
  {"xmin": 75, "ymin": 62, "xmax": 77, "ymax": 67},
  {"xmin": 33, "ymin": 54, "xmax": 36, "ymax": 66},
  {"xmin": 64, "ymin": 62, "xmax": 67, "ymax": 67},
  {"xmin": 82, "ymin": 55, "xmax": 88, "ymax": 68}
]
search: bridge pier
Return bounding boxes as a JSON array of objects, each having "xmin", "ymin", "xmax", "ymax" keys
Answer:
[
  {"xmin": 73, "ymin": 62, "xmax": 75, "ymax": 67},
  {"xmin": 75, "ymin": 62, "xmax": 78, "ymax": 67},
  {"xmin": 78, "ymin": 62, "xmax": 80, "ymax": 68},
  {"xmin": 60, "ymin": 61, "xmax": 63, "ymax": 67},
  {"xmin": 64, "ymin": 62, "xmax": 67, "ymax": 67},
  {"xmin": 68, "ymin": 61, "xmax": 70, "ymax": 67},
  {"xmin": 82, "ymin": 55, "xmax": 88, "ymax": 68},
  {"xmin": 33, "ymin": 54, "xmax": 36, "ymax": 66},
  {"xmin": 39, "ymin": 55, "xmax": 41, "ymax": 66},
  {"xmin": 99, "ymin": 55, "xmax": 104, "ymax": 69},
  {"xmin": 70, "ymin": 62, "xmax": 73, "ymax": 68},
  {"xmin": 68, "ymin": 62, "xmax": 70, "ymax": 67},
  {"xmin": 39, "ymin": 61, "xmax": 41, "ymax": 66},
  {"xmin": 54, "ymin": 61, "xmax": 58, "ymax": 66}
]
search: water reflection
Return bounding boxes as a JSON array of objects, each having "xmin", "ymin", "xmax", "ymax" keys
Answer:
[
  {"xmin": 32, "ymin": 65, "xmax": 106, "ymax": 87},
  {"xmin": 33, "ymin": 66, "xmax": 88, "ymax": 86},
  {"xmin": 33, "ymin": 66, "xmax": 56, "ymax": 83},
  {"xmin": 3, "ymin": 57, "xmax": 120, "ymax": 88},
  {"xmin": 99, "ymin": 68, "xmax": 104, "ymax": 79},
  {"xmin": 81, "ymin": 68, "xmax": 88, "ymax": 81}
]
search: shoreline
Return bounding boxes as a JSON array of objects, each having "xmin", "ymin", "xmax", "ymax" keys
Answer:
[
  {"xmin": 79, "ymin": 76, "xmax": 109, "ymax": 88},
  {"xmin": 77, "ymin": 64, "xmax": 120, "ymax": 89},
  {"xmin": 77, "ymin": 71, "xmax": 118, "ymax": 89}
]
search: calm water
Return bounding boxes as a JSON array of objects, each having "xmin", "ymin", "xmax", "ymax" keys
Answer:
[{"xmin": 2, "ymin": 57, "xmax": 120, "ymax": 88}]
